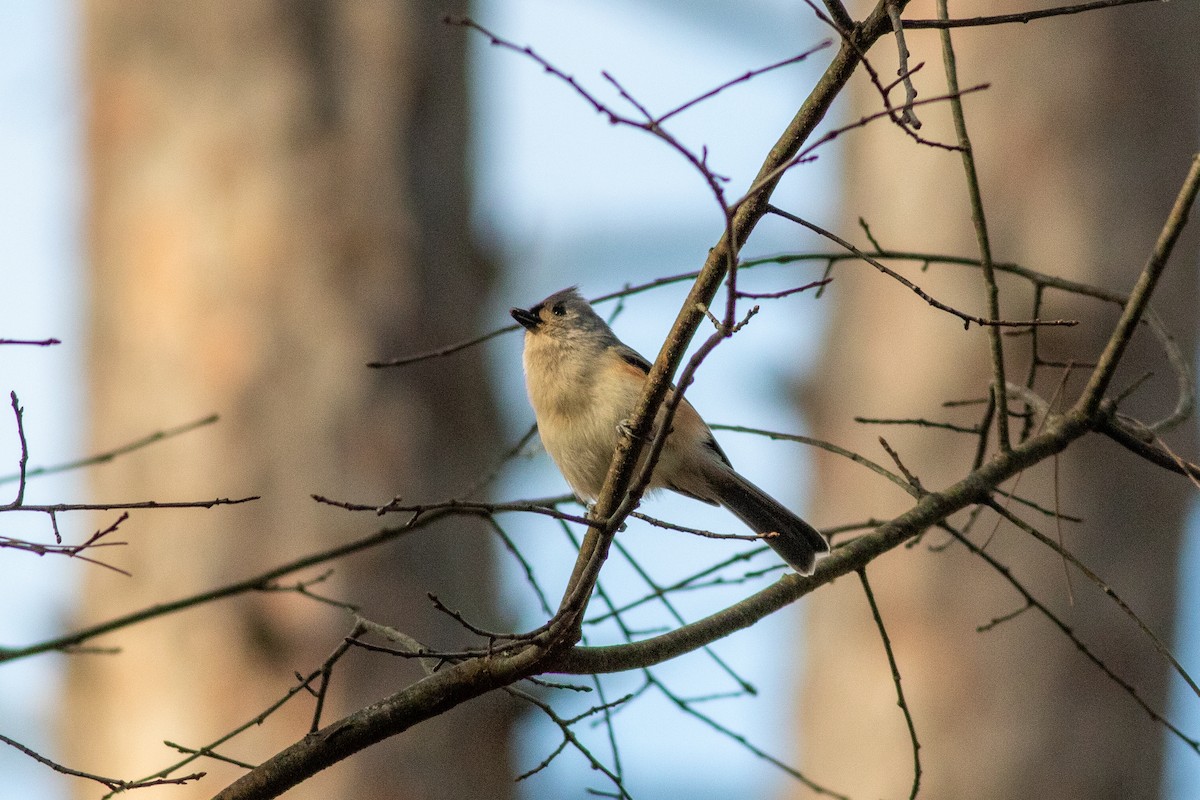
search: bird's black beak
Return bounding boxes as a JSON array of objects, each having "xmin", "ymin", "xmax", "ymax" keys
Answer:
[{"xmin": 510, "ymin": 306, "xmax": 541, "ymax": 331}]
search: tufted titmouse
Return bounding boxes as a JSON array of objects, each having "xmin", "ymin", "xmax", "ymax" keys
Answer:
[{"xmin": 511, "ymin": 287, "xmax": 829, "ymax": 574}]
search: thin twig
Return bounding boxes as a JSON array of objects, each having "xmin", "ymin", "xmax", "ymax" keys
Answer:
[
  {"xmin": 11, "ymin": 497, "xmax": 259, "ymax": 513},
  {"xmin": 765, "ymin": 206, "xmax": 1070, "ymax": 329},
  {"xmin": 986, "ymin": 500, "xmax": 1200, "ymax": 702},
  {"xmin": 886, "ymin": 0, "xmax": 922, "ymax": 128},
  {"xmin": 115, "ymin": 668, "xmax": 330, "ymax": 796},
  {"xmin": 657, "ymin": 44, "xmax": 833, "ymax": 125},
  {"xmin": 367, "ymin": 326, "xmax": 515, "ymax": 369},
  {"xmin": 858, "ymin": 569, "xmax": 921, "ymax": 800},
  {"xmin": 1074, "ymin": 154, "xmax": 1200, "ymax": 419},
  {"xmin": 904, "ymin": 0, "xmax": 1157, "ymax": 29},
  {"xmin": 945, "ymin": 523, "xmax": 1200, "ymax": 754},
  {"xmin": 735, "ymin": 278, "xmax": 831, "ymax": 299},
  {"xmin": 459, "ymin": 422, "xmax": 540, "ymax": 497},
  {"xmin": 506, "ymin": 686, "xmax": 631, "ymax": 797},
  {"xmin": 937, "ymin": 1, "xmax": 1011, "ymax": 451},
  {"xmin": 313, "ymin": 494, "xmax": 597, "ymax": 528},
  {"xmin": 649, "ymin": 673, "xmax": 847, "ymax": 798},
  {"xmin": 611, "ymin": 538, "xmax": 756, "ymax": 694},
  {"xmin": 0, "ymin": 508, "xmax": 463, "ymax": 663},
  {"xmin": 711, "ymin": 422, "xmax": 915, "ymax": 497},
  {"xmin": 739, "ymin": 83, "xmax": 990, "ymax": 210},
  {"xmin": 488, "ymin": 516, "xmax": 556, "ymax": 617},
  {"xmin": 878, "ymin": 437, "xmax": 924, "ymax": 494},
  {"xmin": 7, "ymin": 392, "xmax": 28, "ymax": 507},
  {"xmin": 0, "ymin": 414, "xmax": 220, "ymax": 486},
  {"xmin": 163, "ymin": 741, "xmax": 255, "ymax": 770},
  {"xmin": 0, "ymin": 732, "xmax": 204, "ymax": 792},
  {"xmin": 856, "ymin": 415, "xmax": 981, "ymax": 434},
  {"xmin": 629, "ymin": 510, "xmax": 762, "ymax": 542}
]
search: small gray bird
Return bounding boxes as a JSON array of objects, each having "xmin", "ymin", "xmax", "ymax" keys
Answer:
[{"xmin": 511, "ymin": 287, "xmax": 828, "ymax": 574}]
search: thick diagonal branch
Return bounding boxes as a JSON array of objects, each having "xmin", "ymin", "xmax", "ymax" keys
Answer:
[
  {"xmin": 558, "ymin": 0, "xmax": 912, "ymax": 632},
  {"xmin": 1075, "ymin": 154, "xmax": 1200, "ymax": 418}
]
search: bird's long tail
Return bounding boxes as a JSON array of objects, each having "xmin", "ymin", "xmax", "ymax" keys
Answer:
[{"xmin": 707, "ymin": 467, "xmax": 829, "ymax": 575}]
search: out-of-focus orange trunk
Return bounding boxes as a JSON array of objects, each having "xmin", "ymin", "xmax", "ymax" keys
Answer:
[
  {"xmin": 798, "ymin": 3, "xmax": 1199, "ymax": 798},
  {"xmin": 69, "ymin": 3, "xmax": 513, "ymax": 798}
]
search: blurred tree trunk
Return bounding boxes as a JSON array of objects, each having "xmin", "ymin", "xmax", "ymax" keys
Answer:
[
  {"xmin": 797, "ymin": 3, "xmax": 1198, "ymax": 799},
  {"xmin": 66, "ymin": 2, "xmax": 513, "ymax": 798}
]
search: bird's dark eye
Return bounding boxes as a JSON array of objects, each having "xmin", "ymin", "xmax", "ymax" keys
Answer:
[{"xmin": 551, "ymin": 303, "xmax": 566, "ymax": 316}]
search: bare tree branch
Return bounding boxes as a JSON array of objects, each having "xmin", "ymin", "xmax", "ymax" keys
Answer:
[
  {"xmin": 858, "ymin": 568, "xmax": 921, "ymax": 800},
  {"xmin": 904, "ymin": 0, "xmax": 1158, "ymax": 29},
  {"xmin": 1075, "ymin": 154, "xmax": 1200, "ymax": 418}
]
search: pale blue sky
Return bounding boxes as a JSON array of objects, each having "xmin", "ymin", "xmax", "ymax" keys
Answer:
[{"xmin": 0, "ymin": 1, "xmax": 82, "ymax": 797}]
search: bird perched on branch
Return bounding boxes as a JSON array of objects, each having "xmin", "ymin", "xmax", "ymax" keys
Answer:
[{"xmin": 511, "ymin": 287, "xmax": 828, "ymax": 574}]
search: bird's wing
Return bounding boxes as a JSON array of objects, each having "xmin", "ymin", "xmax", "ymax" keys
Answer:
[{"xmin": 609, "ymin": 343, "xmax": 732, "ymax": 468}]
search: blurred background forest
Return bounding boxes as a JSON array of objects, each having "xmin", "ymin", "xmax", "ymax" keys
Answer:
[{"xmin": 1, "ymin": 1, "xmax": 1199, "ymax": 799}]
